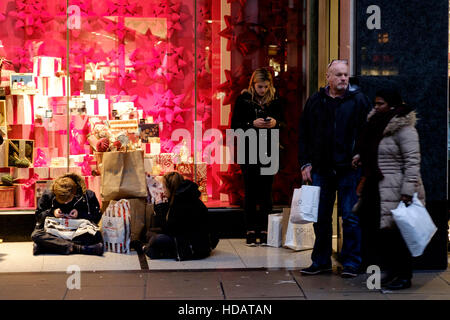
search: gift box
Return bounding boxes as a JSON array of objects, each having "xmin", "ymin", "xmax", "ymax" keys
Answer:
[
  {"xmin": 143, "ymin": 138, "xmax": 161, "ymax": 155},
  {"xmin": 112, "ymin": 101, "xmax": 136, "ymax": 120},
  {"xmin": 14, "ymin": 183, "xmax": 35, "ymax": 208},
  {"xmin": 48, "ymin": 97, "xmax": 66, "ymax": 115},
  {"xmin": 85, "ymin": 96, "xmax": 109, "ymax": 117},
  {"xmin": 139, "ymin": 123, "xmax": 160, "ymax": 142},
  {"xmin": 36, "ymin": 76, "xmax": 68, "ymax": 97},
  {"xmin": 84, "ymin": 175, "xmax": 101, "ymax": 205},
  {"xmin": 144, "ymin": 156, "xmax": 153, "ymax": 173},
  {"xmin": 33, "ymin": 56, "xmax": 62, "ymax": 77},
  {"xmin": 175, "ymin": 162, "xmax": 208, "ymax": 200},
  {"xmin": 34, "ymin": 166, "xmax": 50, "ymax": 179},
  {"xmin": 83, "ymin": 80, "xmax": 105, "ymax": 95},
  {"xmin": 157, "ymin": 153, "xmax": 175, "ymax": 174},
  {"xmin": 50, "ymin": 157, "xmax": 67, "ymax": 167},
  {"xmin": 13, "ymin": 95, "xmax": 34, "ymax": 124},
  {"xmin": 12, "ymin": 167, "xmax": 34, "ymax": 180},
  {"xmin": 108, "ymin": 119, "xmax": 139, "ymax": 133},
  {"xmin": 5, "ymin": 139, "xmax": 34, "ymax": 168},
  {"xmin": 50, "ymin": 166, "xmax": 67, "ymax": 178},
  {"xmin": 1, "ymin": 59, "xmax": 15, "ymax": 89},
  {"xmin": 8, "ymin": 124, "xmax": 35, "ymax": 140}
]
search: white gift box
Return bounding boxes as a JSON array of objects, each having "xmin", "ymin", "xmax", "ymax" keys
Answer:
[
  {"xmin": 35, "ymin": 76, "xmax": 68, "ymax": 97},
  {"xmin": 85, "ymin": 96, "xmax": 109, "ymax": 117},
  {"xmin": 34, "ymin": 167, "xmax": 50, "ymax": 179},
  {"xmin": 33, "ymin": 56, "xmax": 62, "ymax": 77}
]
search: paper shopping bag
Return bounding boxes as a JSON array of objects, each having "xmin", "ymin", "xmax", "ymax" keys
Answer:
[
  {"xmin": 102, "ymin": 199, "xmax": 132, "ymax": 253},
  {"xmin": 267, "ymin": 213, "xmax": 283, "ymax": 247},
  {"xmin": 101, "ymin": 150, "xmax": 148, "ymax": 201},
  {"xmin": 282, "ymin": 208, "xmax": 315, "ymax": 251},
  {"xmin": 290, "ymin": 185, "xmax": 320, "ymax": 224}
]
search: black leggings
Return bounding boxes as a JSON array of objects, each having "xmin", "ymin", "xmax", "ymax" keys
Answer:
[
  {"xmin": 379, "ymin": 226, "xmax": 413, "ymax": 280},
  {"xmin": 241, "ymin": 164, "xmax": 274, "ymax": 233}
]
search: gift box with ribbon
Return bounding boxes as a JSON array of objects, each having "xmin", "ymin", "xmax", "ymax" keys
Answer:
[
  {"xmin": 12, "ymin": 95, "xmax": 34, "ymax": 125},
  {"xmin": 33, "ymin": 56, "xmax": 62, "ymax": 77},
  {"xmin": 8, "ymin": 124, "xmax": 35, "ymax": 140},
  {"xmin": 36, "ymin": 76, "xmax": 68, "ymax": 97},
  {"xmin": 34, "ymin": 166, "xmax": 50, "ymax": 179},
  {"xmin": 14, "ymin": 183, "xmax": 35, "ymax": 207},
  {"xmin": 12, "ymin": 167, "xmax": 35, "ymax": 180},
  {"xmin": 85, "ymin": 95, "xmax": 109, "ymax": 117},
  {"xmin": 142, "ymin": 138, "xmax": 161, "ymax": 155}
]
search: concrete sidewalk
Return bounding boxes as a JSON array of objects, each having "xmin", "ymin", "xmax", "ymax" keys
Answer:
[{"xmin": 0, "ymin": 268, "xmax": 448, "ymax": 300}]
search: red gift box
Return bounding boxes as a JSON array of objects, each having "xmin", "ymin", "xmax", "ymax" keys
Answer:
[
  {"xmin": 14, "ymin": 183, "xmax": 35, "ymax": 208},
  {"xmin": 8, "ymin": 124, "xmax": 35, "ymax": 140}
]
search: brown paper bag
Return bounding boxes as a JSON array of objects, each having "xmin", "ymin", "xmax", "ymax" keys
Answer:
[{"xmin": 101, "ymin": 150, "xmax": 148, "ymax": 201}]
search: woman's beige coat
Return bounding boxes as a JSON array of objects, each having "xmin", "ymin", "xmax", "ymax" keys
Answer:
[{"xmin": 372, "ymin": 110, "xmax": 426, "ymax": 229}]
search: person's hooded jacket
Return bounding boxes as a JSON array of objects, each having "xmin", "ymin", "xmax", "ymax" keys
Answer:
[
  {"xmin": 371, "ymin": 108, "xmax": 426, "ymax": 229},
  {"xmin": 298, "ymin": 84, "xmax": 371, "ymax": 173},
  {"xmin": 34, "ymin": 173, "xmax": 102, "ymax": 229},
  {"xmin": 153, "ymin": 179, "xmax": 219, "ymax": 261}
]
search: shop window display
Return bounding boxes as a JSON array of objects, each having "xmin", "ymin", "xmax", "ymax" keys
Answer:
[{"xmin": 0, "ymin": 0, "xmax": 305, "ymax": 210}]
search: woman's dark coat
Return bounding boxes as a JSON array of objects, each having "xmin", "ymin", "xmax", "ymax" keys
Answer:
[{"xmin": 152, "ymin": 179, "xmax": 219, "ymax": 261}]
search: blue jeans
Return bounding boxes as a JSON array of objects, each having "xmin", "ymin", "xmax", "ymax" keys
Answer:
[{"xmin": 311, "ymin": 169, "xmax": 362, "ymax": 269}]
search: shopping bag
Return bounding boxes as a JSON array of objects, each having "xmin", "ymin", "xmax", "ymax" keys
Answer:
[
  {"xmin": 101, "ymin": 150, "xmax": 148, "ymax": 201},
  {"xmin": 282, "ymin": 208, "xmax": 315, "ymax": 251},
  {"xmin": 289, "ymin": 185, "xmax": 320, "ymax": 224},
  {"xmin": 267, "ymin": 213, "xmax": 283, "ymax": 247},
  {"xmin": 101, "ymin": 199, "xmax": 132, "ymax": 253},
  {"xmin": 391, "ymin": 193, "xmax": 437, "ymax": 257}
]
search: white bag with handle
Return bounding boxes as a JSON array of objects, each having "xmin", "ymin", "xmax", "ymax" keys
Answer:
[
  {"xmin": 391, "ymin": 193, "xmax": 437, "ymax": 257},
  {"xmin": 289, "ymin": 185, "xmax": 320, "ymax": 224},
  {"xmin": 102, "ymin": 199, "xmax": 132, "ymax": 254}
]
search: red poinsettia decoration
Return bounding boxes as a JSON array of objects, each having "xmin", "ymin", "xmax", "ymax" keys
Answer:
[
  {"xmin": 151, "ymin": 0, "xmax": 189, "ymax": 39},
  {"xmin": 105, "ymin": 0, "xmax": 139, "ymax": 16}
]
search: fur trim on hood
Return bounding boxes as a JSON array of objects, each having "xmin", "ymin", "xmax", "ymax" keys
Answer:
[
  {"xmin": 383, "ymin": 111, "xmax": 417, "ymax": 136},
  {"xmin": 53, "ymin": 173, "xmax": 87, "ymax": 195}
]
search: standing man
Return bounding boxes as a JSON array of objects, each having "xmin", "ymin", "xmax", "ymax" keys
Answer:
[{"xmin": 298, "ymin": 60, "xmax": 371, "ymax": 277}]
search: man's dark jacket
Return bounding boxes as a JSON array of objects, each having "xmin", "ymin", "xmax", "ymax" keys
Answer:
[
  {"xmin": 298, "ymin": 84, "xmax": 371, "ymax": 173},
  {"xmin": 34, "ymin": 173, "xmax": 102, "ymax": 229},
  {"xmin": 152, "ymin": 179, "xmax": 219, "ymax": 261}
]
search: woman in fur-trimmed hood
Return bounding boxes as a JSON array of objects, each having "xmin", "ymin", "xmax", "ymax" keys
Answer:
[{"xmin": 356, "ymin": 88, "xmax": 425, "ymax": 290}]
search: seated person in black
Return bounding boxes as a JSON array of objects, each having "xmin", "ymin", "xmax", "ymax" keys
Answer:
[
  {"xmin": 136, "ymin": 171, "xmax": 219, "ymax": 261},
  {"xmin": 31, "ymin": 173, "xmax": 104, "ymax": 256}
]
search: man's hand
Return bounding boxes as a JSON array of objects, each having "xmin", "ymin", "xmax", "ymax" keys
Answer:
[
  {"xmin": 352, "ymin": 154, "xmax": 361, "ymax": 169},
  {"xmin": 401, "ymin": 195, "xmax": 413, "ymax": 206},
  {"xmin": 301, "ymin": 165, "xmax": 313, "ymax": 183},
  {"xmin": 54, "ymin": 208, "xmax": 64, "ymax": 218},
  {"xmin": 67, "ymin": 209, "xmax": 78, "ymax": 219}
]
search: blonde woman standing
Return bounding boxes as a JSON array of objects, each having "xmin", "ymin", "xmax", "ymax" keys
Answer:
[{"xmin": 231, "ymin": 68, "xmax": 284, "ymax": 246}]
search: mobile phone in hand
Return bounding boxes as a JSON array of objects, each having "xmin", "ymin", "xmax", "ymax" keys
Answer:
[{"xmin": 264, "ymin": 118, "xmax": 271, "ymax": 121}]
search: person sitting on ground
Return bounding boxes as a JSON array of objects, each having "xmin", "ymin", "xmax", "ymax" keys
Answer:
[
  {"xmin": 134, "ymin": 171, "xmax": 219, "ymax": 261},
  {"xmin": 31, "ymin": 173, "xmax": 104, "ymax": 256}
]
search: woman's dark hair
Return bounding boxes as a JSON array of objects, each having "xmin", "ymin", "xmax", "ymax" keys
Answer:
[
  {"xmin": 163, "ymin": 171, "xmax": 185, "ymax": 205},
  {"xmin": 375, "ymin": 88, "xmax": 403, "ymax": 108}
]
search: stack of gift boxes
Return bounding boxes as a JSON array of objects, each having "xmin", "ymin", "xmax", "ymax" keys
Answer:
[{"xmin": 0, "ymin": 55, "xmax": 210, "ymax": 208}]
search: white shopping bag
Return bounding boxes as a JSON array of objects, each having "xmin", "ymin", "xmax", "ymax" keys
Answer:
[
  {"xmin": 290, "ymin": 185, "xmax": 320, "ymax": 224},
  {"xmin": 283, "ymin": 209, "xmax": 315, "ymax": 251},
  {"xmin": 267, "ymin": 214, "xmax": 283, "ymax": 247},
  {"xmin": 102, "ymin": 199, "xmax": 132, "ymax": 254},
  {"xmin": 391, "ymin": 193, "xmax": 437, "ymax": 257}
]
